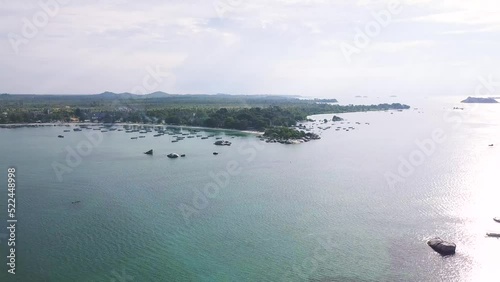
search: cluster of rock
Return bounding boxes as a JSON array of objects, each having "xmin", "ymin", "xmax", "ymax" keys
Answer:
[
  {"xmin": 214, "ymin": 140, "xmax": 231, "ymax": 146},
  {"xmin": 167, "ymin": 153, "xmax": 186, "ymax": 158},
  {"xmin": 258, "ymin": 134, "xmax": 321, "ymax": 144}
]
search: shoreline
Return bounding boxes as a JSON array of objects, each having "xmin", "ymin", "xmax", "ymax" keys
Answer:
[{"xmin": 0, "ymin": 122, "xmax": 263, "ymax": 135}]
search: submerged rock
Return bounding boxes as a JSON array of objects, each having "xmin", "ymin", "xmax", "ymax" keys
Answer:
[{"xmin": 427, "ymin": 237, "xmax": 456, "ymax": 255}]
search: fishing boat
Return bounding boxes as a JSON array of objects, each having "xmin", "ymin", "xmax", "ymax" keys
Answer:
[
  {"xmin": 144, "ymin": 149, "xmax": 153, "ymax": 155},
  {"xmin": 167, "ymin": 153, "xmax": 180, "ymax": 159},
  {"xmin": 58, "ymin": 135, "xmax": 64, "ymax": 138},
  {"xmin": 213, "ymin": 152, "xmax": 219, "ymax": 155},
  {"xmin": 494, "ymin": 217, "xmax": 500, "ymax": 223},
  {"xmin": 486, "ymin": 233, "xmax": 500, "ymax": 238}
]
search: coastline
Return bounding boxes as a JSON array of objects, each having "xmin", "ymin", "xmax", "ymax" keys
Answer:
[{"xmin": 0, "ymin": 122, "xmax": 263, "ymax": 135}]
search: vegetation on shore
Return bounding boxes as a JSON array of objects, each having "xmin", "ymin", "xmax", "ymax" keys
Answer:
[
  {"xmin": 263, "ymin": 127, "xmax": 320, "ymax": 141},
  {"xmin": 0, "ymin": 93, "xmax": 410, "ymax": 132}
]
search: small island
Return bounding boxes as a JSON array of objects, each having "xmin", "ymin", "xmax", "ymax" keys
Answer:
[
  {"xmin": 262, "ymin": 127, "xmax": 320, "ymax": 144},
  {"xmin": 461, "ymin": 97, "xmax": 498, "ymax": 103}
]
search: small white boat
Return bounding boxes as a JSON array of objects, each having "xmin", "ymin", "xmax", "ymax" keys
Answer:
[{"xmin": 167, "ymin": 153, "xmax": 180, "ymax": 159}]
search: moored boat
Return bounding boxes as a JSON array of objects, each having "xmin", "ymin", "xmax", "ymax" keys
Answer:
[{"xmin": 487, "ymin": 233, "xmax": 500, "ymax": 238}]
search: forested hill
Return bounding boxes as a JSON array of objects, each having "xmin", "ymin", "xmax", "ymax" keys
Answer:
[{"xmin": 0, "ymin": 92, "xmax": 309, "ymax": 107}]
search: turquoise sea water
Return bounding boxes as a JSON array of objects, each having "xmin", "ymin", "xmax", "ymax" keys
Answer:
[{"xmin": 1, "ymin": 96, "xmax": 500, "ymax": 281}]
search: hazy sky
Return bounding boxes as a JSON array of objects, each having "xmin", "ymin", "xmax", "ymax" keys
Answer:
[{"xmin": 1, "ymin": 0, "xmax": 500, "ymax": 97}]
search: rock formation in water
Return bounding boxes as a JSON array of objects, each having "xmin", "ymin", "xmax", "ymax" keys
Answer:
[{"xmin": 427, "ymin": 237, "xmax": 456, "ymax": 255}]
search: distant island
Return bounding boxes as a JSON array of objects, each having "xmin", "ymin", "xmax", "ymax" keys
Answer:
[
  {"xmin": 0, "ymin": 92, "xmax": 410, "ymax": 133},
  {"xmin": 312, "ymin": 98, "xmax": 338, "ymax": 103},
  {"xmin": 461, "ymin": 97, "xmax": 498, "ymax": 103}
]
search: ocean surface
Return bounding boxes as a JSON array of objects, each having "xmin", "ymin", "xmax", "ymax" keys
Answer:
[{"xmin": 1, "ymin": 96, "xmax": 500, "ymax": 281}]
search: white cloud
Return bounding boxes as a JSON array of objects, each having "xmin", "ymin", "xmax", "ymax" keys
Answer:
[
  {"xmin": 372, "ymin": 40, "xmax": 434, "ymax": 52},
  {"xmin": 0, "ymin": 0, "xmax": 500, "ymax": 96}
]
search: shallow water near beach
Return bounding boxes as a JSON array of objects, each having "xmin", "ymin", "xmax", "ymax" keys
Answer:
[{"xmin": 1, "ymin": 96, "xmax": 500, "ymax": 281}]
